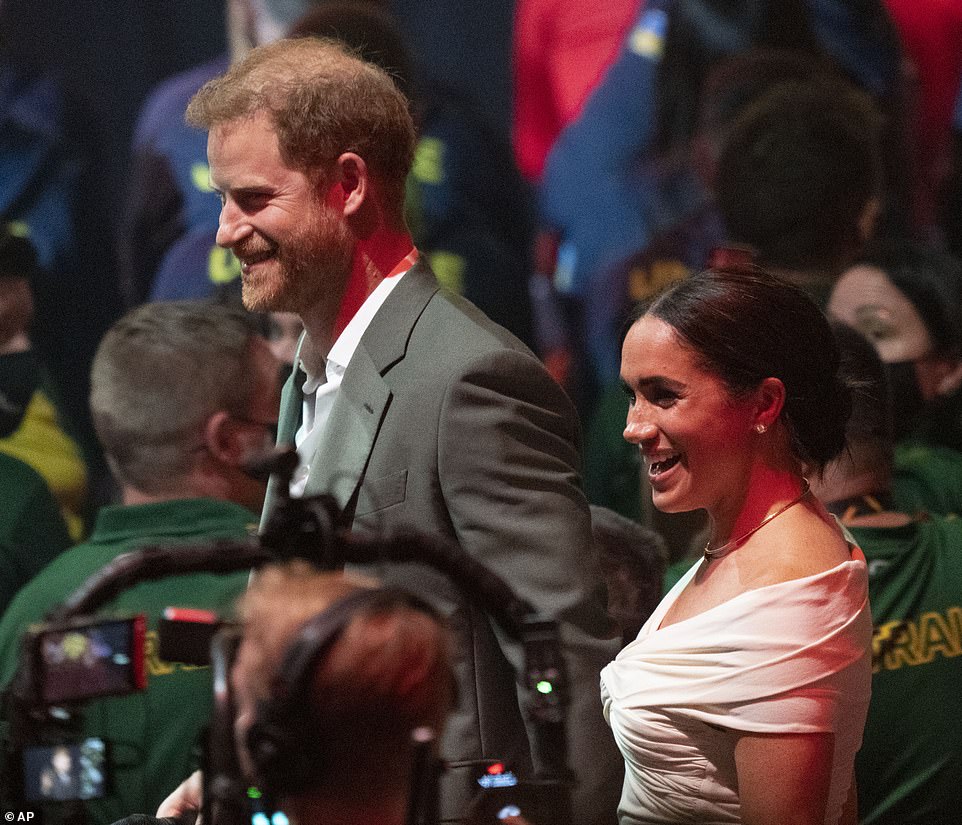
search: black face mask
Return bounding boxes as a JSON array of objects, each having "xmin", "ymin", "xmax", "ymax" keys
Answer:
[
  {"xmin": 885, "ymin": 359, "xmax": 926, "ymax": 441},
  {"xmin": 0, "ymin": 349, "xmax": 40, "ymax": 438}
]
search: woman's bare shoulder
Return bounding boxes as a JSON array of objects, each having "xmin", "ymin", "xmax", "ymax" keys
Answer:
[{"xmin": 741, "ymin": 504, "xmax": 852, "ymax": 588}]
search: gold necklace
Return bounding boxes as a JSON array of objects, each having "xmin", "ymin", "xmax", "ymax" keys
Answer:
[{"xmin": 703, "ymin": 478, "xmax": 811, "ymax": 562}]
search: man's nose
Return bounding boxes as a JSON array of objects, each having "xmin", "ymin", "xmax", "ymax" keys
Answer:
[{"xmin": 216, "ymin": 199, "xmax": 252, "ymax": 248}]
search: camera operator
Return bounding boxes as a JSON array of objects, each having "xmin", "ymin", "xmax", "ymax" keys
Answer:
[
  {"xmin": 0, "ymin": 300, "xmax": 281, "ymax": 822},
  {"xmin": 158, "ymin": 561, "xmax": 455, "ymax": 825}
]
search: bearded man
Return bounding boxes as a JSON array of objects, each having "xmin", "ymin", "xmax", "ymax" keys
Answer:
[{"xmin": 186, "ymin": 38, "xmax": 622, "ymax": 824}]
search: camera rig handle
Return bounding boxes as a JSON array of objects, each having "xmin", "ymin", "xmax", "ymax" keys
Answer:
[
  {"xmin": 45, "ymin": 539, "xmax": 270, "ymax": 625},
  {"xmin": 16, "ymin": 445, "xmax": 574, "ymax": 822}
]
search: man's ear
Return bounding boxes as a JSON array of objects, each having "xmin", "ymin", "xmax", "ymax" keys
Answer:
[
  {"xmin": 935, "ymin": 358, "xmax": 962, "ymax": 397},
  {"xmin": 203, "ymin": 410, "xmax": 246, "ymax": 465},
  {"xmin": 753, "ymin": 376, "xmax": 786, "ymax": 430},
  {"xmin": 331, "ymin": 152, "xmax": 369, "ymax": 217}
]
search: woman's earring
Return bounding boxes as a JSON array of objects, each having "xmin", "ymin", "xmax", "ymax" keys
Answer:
[{"xmin": 755, "ymin": 423, "xmax": 767, "ymax": 434}]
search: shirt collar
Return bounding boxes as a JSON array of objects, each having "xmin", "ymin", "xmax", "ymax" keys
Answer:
[
  {"xmin": 89, "ymin": 498, "xmax": 259, "ymax": 544},
  {"xmin": 301, "ymin": 249, "xmax": 418, "ymax": 392}
]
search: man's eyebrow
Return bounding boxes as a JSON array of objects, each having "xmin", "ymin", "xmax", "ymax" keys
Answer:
[{"xmin": 224, "ymin": 184, "xmax": 275, "ymax": 195}]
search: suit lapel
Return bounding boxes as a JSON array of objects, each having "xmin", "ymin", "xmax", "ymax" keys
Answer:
[
  {"xmin": 302, "ymin": 263, "xmax": 439, "ymax": 509},
  {"xmin": 359, "ymin": 260, "xmax": 439, "ymax": 371},
  {"xmin": 260, "ymin": 359, "xmax": 306, "ymax": 530},
  {"xmin": 303, "ymin": 344, "xmax": 391, "ymax": 508},
  {"xmin": 276, "ymin": 363, "xmax": 305, "ymax": 446}
]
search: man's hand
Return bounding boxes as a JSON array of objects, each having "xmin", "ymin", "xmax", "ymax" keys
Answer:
[{"xmin": 156, "ymin": 770, "xmax": 203, "ymax": 822}]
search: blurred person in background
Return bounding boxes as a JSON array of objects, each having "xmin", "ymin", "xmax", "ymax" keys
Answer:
[
  {"xmin": 535, "ymin": 0, "xmax": 902, "ymax": 415},
  {"xmin": 829, "ymin": 238, "xmax": 962, "ymax": 518},
  {"xmin": 812, "ymin": 322, "xmax": 962, "ymax": 824},
  {"xmin": 0, "ymin": 225, "xmax": 88, "ymax": 540},
  {"xmin": 0, "ymin": 301, "xmax": 280, "ymax": 823},
  {"xmin": 0, "ymin": 226, "xmax": 71, "ymax": 615},
  {"xmin": 589, "ymin": 505, "xmax": 667, "ymax": 645},
  {"xmin": 713, "ymin": 76, "xmax": 883, "ymax": 308}
]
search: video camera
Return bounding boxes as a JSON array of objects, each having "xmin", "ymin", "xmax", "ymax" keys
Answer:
[{"xmin": 1, "ymin": 447, "xmax": 575, "ymax": 825}]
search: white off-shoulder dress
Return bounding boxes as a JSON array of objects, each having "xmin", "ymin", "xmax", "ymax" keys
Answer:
[{"xmin": 600, "ymin": 552, "xmax": 872, "ymax": 825}]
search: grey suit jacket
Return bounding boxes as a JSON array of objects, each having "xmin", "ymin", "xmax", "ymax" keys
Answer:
[{"xmin": 263, "ymin": 261, "xmax": 621, "ymax": 822}]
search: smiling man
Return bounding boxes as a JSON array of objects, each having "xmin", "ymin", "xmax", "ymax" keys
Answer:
[{"xmin": 186, "ymin": 37, "xmax": 622, "ymax": 824}]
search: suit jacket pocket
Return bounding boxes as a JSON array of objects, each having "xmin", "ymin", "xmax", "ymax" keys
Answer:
[{"xmin": 354, "ymin": 469, "xmax": 408, "ymax": 517}]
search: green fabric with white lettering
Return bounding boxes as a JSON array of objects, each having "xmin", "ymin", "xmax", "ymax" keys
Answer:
[{"xmin": 849, "ymin": 516, "xmax": 962, "ymax": 823}]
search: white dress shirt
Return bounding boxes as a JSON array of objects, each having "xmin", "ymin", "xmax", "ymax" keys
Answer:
[{"xmin": 289, "ymin": 270, "xmax": 407, "ymax": 497}]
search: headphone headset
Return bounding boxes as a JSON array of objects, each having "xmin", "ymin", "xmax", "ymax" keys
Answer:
[{"xmin": 245, "ymin": 586, "xmax": 443, "ymax": 797}]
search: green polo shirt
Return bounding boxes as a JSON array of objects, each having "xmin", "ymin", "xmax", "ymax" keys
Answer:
[
  {"xmin": 893, "ymin": 441, "xmax": 962, "ymax": 518},
  {"xmin": 0, "ymin": 497, "xmax": 257, "ymax": 824},
  {"xmin": 0, "ymin": 452, "xmax": 71, "ymax": 616}
]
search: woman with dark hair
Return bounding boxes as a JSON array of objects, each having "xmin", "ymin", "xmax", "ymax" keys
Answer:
[
  {"xmin": 829, "ymin": 238, "xmax": 962, "ymax": 448},
  {"xmin": 828, "ymin": 239, "xmax": 962, "ymax": 518},
  {"xmin": 601, "ymin": 267, "xmax": 871, "ymax": 824}
]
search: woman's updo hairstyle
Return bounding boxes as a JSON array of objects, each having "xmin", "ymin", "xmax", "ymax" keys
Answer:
[{"xmin": 646, "ymin": 266, "xmax": 850, "ymax": 471}]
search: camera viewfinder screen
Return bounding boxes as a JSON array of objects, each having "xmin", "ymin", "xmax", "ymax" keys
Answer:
[
  {"xmin": 22, "ymin": 738, "xmax": 107, "ymax": 802},
  {"xmin": 36, "ymin": 616, "xmax": 146, "ymax": 704}
]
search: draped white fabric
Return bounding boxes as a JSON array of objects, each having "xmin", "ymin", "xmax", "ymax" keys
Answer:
[{"xmin": 601, "ymin": 555, "xmax": 872, "ymax": 824}]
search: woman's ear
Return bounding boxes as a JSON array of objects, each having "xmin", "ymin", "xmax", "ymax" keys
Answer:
[{"xmin": 753, "ymin": 377, "xmax": 786, "ymax": 430}]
